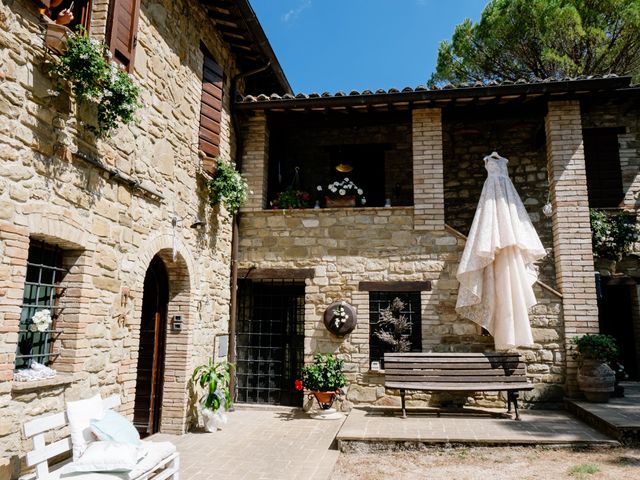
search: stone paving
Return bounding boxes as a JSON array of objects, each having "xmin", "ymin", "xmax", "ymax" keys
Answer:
[
  {"xmin": 336, "ymin": 407, "xmax": 618, "ymax": 451},
  {"xmin": 152, "ymin": 407, "xmax": 344, "ymax": 480}
]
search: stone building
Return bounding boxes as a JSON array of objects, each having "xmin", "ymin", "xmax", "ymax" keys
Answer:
[
  {"xmin": 235, "ymin": 77, "xmax": 640, "ymax": 408},
  {"xmin": 0, "ymin": 0, "xmax": 289, "ymax": 476},
  {"xmin": 1, "ymin": 0, "xmax": 640, "ymax": 477}
]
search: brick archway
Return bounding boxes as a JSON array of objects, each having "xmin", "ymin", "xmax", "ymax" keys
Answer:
[{"xmin": 125, "ymin": 233, "xmax": 197, "ymax": 434}]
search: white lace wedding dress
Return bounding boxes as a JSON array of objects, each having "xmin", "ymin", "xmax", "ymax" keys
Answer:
[{"xmin": 455, "ymin": 153, "xmax": 547, "ymax": 350}]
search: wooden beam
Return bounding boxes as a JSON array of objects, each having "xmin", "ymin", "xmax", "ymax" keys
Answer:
[
  {"xmin": 358, "ymin": 281, "xmax": 432, "ymax": 292},
  {"xmin": 238, "ymin": 268, "xmax": 315, "ymax": 280}
]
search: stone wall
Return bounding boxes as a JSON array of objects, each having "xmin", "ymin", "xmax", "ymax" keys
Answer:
[
  {"xmin": 0, "ymin": 0, "xmax": 240, "ymax": 474},
  {"xmin": 238, "ymin": 208, "xmax": 566, "ymax": 408}
]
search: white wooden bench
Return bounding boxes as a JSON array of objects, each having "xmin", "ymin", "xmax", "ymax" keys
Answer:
[{"xmin": 23, "ymin": 396, "xmax": 179, "ymax": 480}]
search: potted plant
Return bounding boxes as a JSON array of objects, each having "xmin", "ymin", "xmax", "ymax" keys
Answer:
[
  {"xmin": 270, "ymin": 189, "xmax": 312, "ymax": 209},
  {"xmin": 207, "ymin": 161, "xmax": 248, "ymax": 216},
  {"xmin": 590, "ymin": 209, "xmax": 639, "ymax": 267},
  {"xmin": 317, "ymin": 178, "xmax": 366, "ymax": 208},
  {"xmin": 572, "ymin": 334, "xmax": 619, "ymax": 402},
  {"xmin": 191, "ymin": 358, "xmax": 232, "ymax": 431},
  {"xmin": 296, "ymin": 353, "xmax": 347, "ymax": 410}
]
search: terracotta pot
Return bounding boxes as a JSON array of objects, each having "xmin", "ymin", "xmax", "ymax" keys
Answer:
[
  {"xmin": 325, "ymin": 196, "xmax": 356, "ymax": 208},
  {"xmin": 44, "ymin": 23, "xmax": 72, "ymax": 55},
  {"xmin": 312, "ymin": 390, "xmax": 338, "ymax": 410},
  {"xmin": 577, "ymin": 359, "xmax": 615, "ymax": 403}
]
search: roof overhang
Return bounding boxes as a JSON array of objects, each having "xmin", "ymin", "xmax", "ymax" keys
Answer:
[
  {"xmin": 235, "ymin": 76, "xmax": 635, "ymax": 112},
  {"xmin": 199, "ymin": 0, "xmax": 292, "ymax": 95}
]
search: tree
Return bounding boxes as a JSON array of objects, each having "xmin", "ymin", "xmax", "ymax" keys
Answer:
[{"xmin": 429, "ymin": 0, "xmax": 640, "ymax": 86}]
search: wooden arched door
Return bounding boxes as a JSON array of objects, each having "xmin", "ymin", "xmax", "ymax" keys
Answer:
[{"xmin": 134, "ymin": 255, "xmax": 169, "ymax": 435}]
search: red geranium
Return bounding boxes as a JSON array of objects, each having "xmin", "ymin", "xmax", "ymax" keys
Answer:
[{"xmin": 294, "ymin": 379, "xmax": 303, "ymax": 391}]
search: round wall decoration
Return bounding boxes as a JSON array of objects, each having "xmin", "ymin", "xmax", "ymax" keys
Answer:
[{"xmin": 323, "ymin": 301, "xmax": 357, "ymax": 336}]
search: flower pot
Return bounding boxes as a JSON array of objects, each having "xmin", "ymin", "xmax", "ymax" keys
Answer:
[
  {"xmin": 325, "ymin": 196, "xmax": 356, "ymax": 208},
  {"xmin": 577, "ymin": 359, "xmax": 615, "ymax": 403},
  {"xmin": 44, "ymin": 23, "xmax": 72, "ymax": 55},
  {"xmin": 312, "ymin": 390, "xmax": 338, "ymax": 410}
]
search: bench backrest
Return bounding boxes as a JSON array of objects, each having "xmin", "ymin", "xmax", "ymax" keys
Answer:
[
  {"xmin": 23, "ymin": 395, "xmax": 121, "ymax": 480},
  {"xmin": 384, "ymin": 352, "xmax": 527, "ymax": 385}
]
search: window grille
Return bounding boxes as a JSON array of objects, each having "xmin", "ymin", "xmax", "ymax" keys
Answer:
[
  {"xmin": 15, "ymin": 241, "xmax": 66, "ymax": 369},
  {"xmin": 369, "ymin": 291, "xmax": 421, "ymax": 368}
]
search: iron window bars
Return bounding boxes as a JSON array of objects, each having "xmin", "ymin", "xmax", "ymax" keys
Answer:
[{"xmin": 15, "ymin": 241, "xmax": 66, "ymax": 369}]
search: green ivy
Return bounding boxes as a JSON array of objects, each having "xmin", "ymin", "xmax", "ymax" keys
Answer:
[
  {"xmin": 301, "ymin": 353, "xmax": 347, "ymax": 392},
  {"xmin": 590, "ymin": 209, "xmax": 639, "ymax": 261},
  {"xmin": 50, "ymin": 27, "xmax": 141, "ymax": 137},
  {"xmin": 191, "ymin": 358, "xmax": 232, "ymax": 412},
  {"xmin": 207, "ymin": 161, "xmax": 248, "ymax": 216}
]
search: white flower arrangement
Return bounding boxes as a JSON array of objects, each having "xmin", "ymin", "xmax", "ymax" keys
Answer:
[
  {"xmin": 30, "ymin": 309, "xmax": 52, "ymax": 333},
  {"xmin": 317, "ymin": 178, "xmax": 366, "ymax": 205},
  {"xmin": 332, "ymin": 302, "xmax": 350, "ymax": 329}
]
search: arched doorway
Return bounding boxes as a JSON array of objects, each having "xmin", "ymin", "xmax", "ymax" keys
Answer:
[{"xmin": 134, "ymin": 255, "xmax": 169, "ymax": 435}]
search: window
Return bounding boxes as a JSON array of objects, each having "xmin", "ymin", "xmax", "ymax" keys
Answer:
[
  {"xmin": 199, "ymin": 46, "xmax": 224, "ymax": 172},
  {"xmin": 584, "ymin": 127, "xmax": 624, "ymax": 208},
  {"xmin": 106, "ymin": 0, "xmax": 141, "ymax": 72},
  {"xmin": 15, "ymin": 242, "xmax": 66, "ymax": 369},
  {"xmin": 369, "ymin": 291, "xmax": 421, "ymax": 369},
  {"xmin": 44, "ymin": 1, "xmax": 93, "ymax": 31}
]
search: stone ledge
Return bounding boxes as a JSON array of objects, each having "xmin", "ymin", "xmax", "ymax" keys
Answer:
[{"xmin": 12, "ymin": 374, "xmax": 74, "ymax": 392}]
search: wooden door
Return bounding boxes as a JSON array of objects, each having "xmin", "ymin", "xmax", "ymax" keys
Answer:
[{"xmin": 133, "ymin": 256, "xmax": 168, "ymax": 435}]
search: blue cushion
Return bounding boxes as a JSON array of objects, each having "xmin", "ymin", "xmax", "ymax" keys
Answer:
[{"xmin": 90, "ymin": 410, "xmax": 141, "ymax": 446}]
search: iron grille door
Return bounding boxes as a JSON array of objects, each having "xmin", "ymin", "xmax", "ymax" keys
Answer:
[{"xmin": 236, "ymin": 279, "xmax": 305, "ymax": 406}]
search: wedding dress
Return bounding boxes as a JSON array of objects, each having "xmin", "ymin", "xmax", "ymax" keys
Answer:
[{"xmin": 455, "ymin": 152, "xmax": 547, "ymax": 350}]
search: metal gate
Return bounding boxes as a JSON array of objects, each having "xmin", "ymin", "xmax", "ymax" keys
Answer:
[{"xmin": 236, "ymin": 279, "xmax": 305, "ymax": 406}]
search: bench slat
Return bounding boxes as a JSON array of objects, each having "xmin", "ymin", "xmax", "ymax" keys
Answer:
[
  {"xmin": 385, "ymin": 375, "xmax": 528, "ymax": 383},
  {"xmin": 385, "ymin": 366, "xmax": 525, "ymax": 374},
  {"xmin": 26, "ymin": 437, "xmax": 72, "ymax": 466},
  {"xmin": 385, "ymin": 357, "xmax": 521, "ymax": 364},
  {"xmin": 24, "ymin": 412, "xmax": 67, "ymax": 438},
  {"xmin": 385, "ymin": 382, "xmax": 534, "ymax": 391},
  {"xmin": 385, "ymin": 353, "xmax": 521, "ymax": 358}
]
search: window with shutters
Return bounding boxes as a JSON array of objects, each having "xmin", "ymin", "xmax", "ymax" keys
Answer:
[
  {"xmin": 199, "ymin": 47, "xmax": 224, "ymax": 171},
  {"xmin": 106, "ymin": 0, "xmax": 141, "ymax": 72},
  {"xmin": 584, "ymin": 128, "xmax": 624, "ymax": 208}
]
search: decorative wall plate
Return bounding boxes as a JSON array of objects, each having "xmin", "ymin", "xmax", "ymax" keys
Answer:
[{"xmin": 323, "ymin": 301, "xmax": 357, "ymax": 336}]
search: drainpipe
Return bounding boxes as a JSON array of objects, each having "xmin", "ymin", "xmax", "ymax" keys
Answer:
[{"xmin": 227, "ymin": 63, "xmax": 272, "ymax": 407}]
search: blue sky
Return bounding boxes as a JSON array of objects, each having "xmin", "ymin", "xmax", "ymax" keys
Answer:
[{"xmin": 250, "ymin": 0, "xmax": 488, "ymax": 93}]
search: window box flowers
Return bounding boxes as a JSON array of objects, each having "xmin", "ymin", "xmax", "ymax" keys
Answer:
[
  {"xmin": 270, "ymin": 190, "xmax": 312, "ymax": 209},
  {"xmin": 317, "ymin": 178, "xmax": 366, "ymax": 207}
]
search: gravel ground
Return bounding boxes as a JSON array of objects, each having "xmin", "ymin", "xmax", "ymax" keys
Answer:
[{"xmin": 332, "ymin": 446, "xmax": 640, "ymax": 480}]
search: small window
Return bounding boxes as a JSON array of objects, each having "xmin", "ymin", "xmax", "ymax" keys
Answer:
[
  {"xmin": 584, "ymin": 128, "xmax": 624, "ymax": 208},
  {"xmin": 43, "ymin": 0, "xmax": 92, "ymax": 31},
  {"xmin": 199, "ymin": 46, "xmax": 224, "ymax": 171},
  {"xmin": 106, "ymin": 0, "xmax": 141, "ymax": 72},
  {"xmin": 369, "ymin": 291, "xmax": 421, "ymax": 369},
  {"xmin": 15, "ymin": 241, "xmax": 66, "ymax": 369}
]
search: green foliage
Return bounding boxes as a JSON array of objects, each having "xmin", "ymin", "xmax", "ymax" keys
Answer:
[
  {"xmin": 270, "ymin": 190, "xmax": 312, "ymax": 209},
  {"xmin": 50, "ymin": 28, "xmax": 141, "ymax": 137},
  {"xmin": 374, "ymin": 297, "xmax": 412, "ymax": 353},
  {"xmin": 590, "ymin": 209, "xmax": 639, "ymax": 260},
  {"xmin": 568, "ymin": 463, "xmax": 600, "ymax": 477},
  {"xmin": 430, "ymin": 0, "xmax": 640, "ymax": 85},
  {"xmin": 301, "ymin": 353, "xmax": 347, "ymax": 392},
  {"xmin": 191, "ymin": 358, "xmax": 232, "ymax": 412},
  {"xmin": 207, "ymin": 161, "xmax": 248, "ymax": 216},
  {"xmin": 572, "ymin": 334, "xmax": 620, "ymax": 364}
]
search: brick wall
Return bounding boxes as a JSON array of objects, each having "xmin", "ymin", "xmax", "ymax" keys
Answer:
[{"xmin": 545, "ymin": 100, "xmax": 599, "ymax": 396}]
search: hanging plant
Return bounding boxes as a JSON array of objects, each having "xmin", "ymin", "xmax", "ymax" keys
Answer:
[
  {"xmin": 207, "ymin": 161, "xmax": 248, "ymax": 216},
  {"xmin": 49, "ymin": 27, "xmax": 142, "ymax": 137},
  {"xmin": 590, "ymin": 209, "xmax": 639, "ymax": 261}
]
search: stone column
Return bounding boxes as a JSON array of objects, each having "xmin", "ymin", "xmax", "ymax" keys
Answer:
[
  {"xmin": 545, "ymin": 100, "xmax": 599, "ymax": 396},
  {"xmin": 241, "ymin": 112, "xmax": 269, "ymax": 211},
  {"xmin": 412, "ymin": 108, "xmax": 444, "ymax": 230}
]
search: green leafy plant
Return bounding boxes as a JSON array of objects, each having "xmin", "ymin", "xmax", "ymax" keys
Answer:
[
  {"xmin": 270, "ymin": 190, "xmax": 312, "ymax": 209},
  {"xmin": 590, "ymin": 209, "xmax": 639, "ymax": 261},
  {"xmin": 207, "ymin": 161, "xmax": 248, "ymax": 215},
  {"xmin": 571, "ymin": 334, "xmax": 620, "ymax": 365},
  {"xmin": 299, "ymin": 353, "xmax": 347, "ymax": 392},
  {"xmin": 191, "ymin": 358, "xmax": 232, "ymax": 412},
  {"xmin": 49, "ymin": 27, "xmax": 141, "ymax": 137}
]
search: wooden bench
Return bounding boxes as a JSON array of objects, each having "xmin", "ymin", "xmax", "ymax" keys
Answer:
[
  {"xmin": 23, "ymin": 395, "xmax": 179, "ymax": 480},
  {"xmin": 384, "ymin": 352, "xmax": 534, "ymax": 420}
]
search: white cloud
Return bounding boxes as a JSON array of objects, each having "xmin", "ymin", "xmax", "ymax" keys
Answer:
[{"xmin": 282, "ymin": 0, "xmax": 312, "ymax": 23}]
